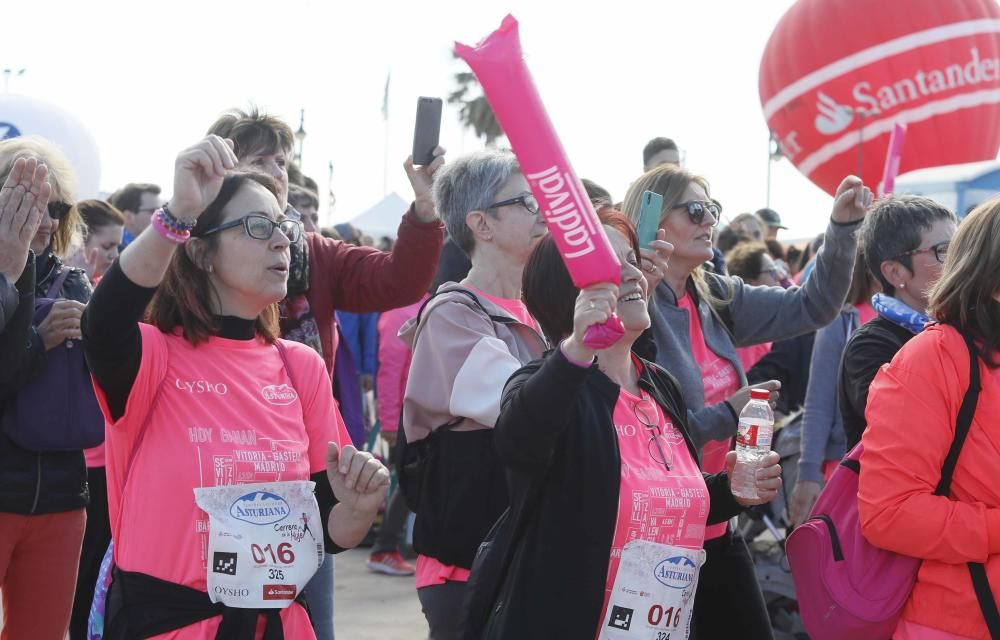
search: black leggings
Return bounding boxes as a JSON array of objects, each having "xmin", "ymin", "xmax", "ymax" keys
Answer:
[
  {"xmin": 70, "ymin": 466, "xmax": 112, "ymax": 640},
  {"xmin": 692, "ymin": 531, "xmax": 773, "ymax": 640}
]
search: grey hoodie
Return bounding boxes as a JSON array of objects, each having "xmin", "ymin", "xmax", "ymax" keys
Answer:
[{"xmin": 649, "ymin": 219, "xmax": 861, "ymax": 449}]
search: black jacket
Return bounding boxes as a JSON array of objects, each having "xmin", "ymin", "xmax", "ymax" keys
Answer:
[
  {"xmin": 838, "ymin": 315, "xmax": 915, "ymax": 449},
  {"xmin": 747, "ymin": 331, "xmax": 816, "ymax": 414},
  {"xmin": 0, "ymin": 250, "xmax": 90, "ymax": 515},
  {"xmin": 0, "ymin": 273, "xmax": 17, "ymax": 335},
  {"xmin": 484, "ymin": 349, "xmax": 743, "ymax": 639}
]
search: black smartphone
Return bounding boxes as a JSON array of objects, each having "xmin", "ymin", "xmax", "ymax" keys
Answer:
[{"xmin": 412, "ymin": 97, "xmax": 443, "ymax": 166}]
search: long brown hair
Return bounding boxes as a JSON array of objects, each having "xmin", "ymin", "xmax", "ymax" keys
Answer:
[
  {"xmin": 622, "ymin": 165, "xmax": 732, "ymax": 307},
  {"xmin": 148, "ymin": 172, "xmax": 281, "ymax": 345},
  {"xmin": 927, "ymin": 195, "xmax": 1000, "ymax": 366}
]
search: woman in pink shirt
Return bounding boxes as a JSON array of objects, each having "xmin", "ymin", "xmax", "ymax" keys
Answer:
[
  {"xmin": 475, "ymin": 212, "xmax": 783, "ymax": 639},
  {"xmin": 81, "ymin": 136, "xmax": 389, "ymax": 639}
]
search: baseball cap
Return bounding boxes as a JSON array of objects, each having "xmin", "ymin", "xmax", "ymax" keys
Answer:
[{"xmin": 755, "ymin": 208, "xmax": 787, "ymax": 229}]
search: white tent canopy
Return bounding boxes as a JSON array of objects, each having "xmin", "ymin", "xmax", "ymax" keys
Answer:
[{"xmin": 345, "ymin": 192, "xmax": 410, "ymax": 239}]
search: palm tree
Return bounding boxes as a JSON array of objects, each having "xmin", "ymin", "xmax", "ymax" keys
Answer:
[{"xmin": 449, "ymin": 54, "xmax": 504, "ymax": 146}]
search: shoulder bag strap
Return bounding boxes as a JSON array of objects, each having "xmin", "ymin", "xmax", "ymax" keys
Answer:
[
  {"xmin": 45, "ymin": 268, "xmax": 71, "ymax": 299},
  {"xmin": 937, "ymin": 328, "xmax": 1000, "ymax": 637}
]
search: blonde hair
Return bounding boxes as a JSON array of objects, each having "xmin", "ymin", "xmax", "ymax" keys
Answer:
[
  {"xmin": 0, "ymin": 136, "xmax": 80, "ymax": 258},
  {"xmin": 623, "ymin": 165, "xmax": 732, "ymax": 308},
  {"xmin": 927, "ymin": 195, "xmax": 1000, "ymax": 366}
]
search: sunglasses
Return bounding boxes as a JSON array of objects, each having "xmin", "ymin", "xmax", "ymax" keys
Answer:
[
  {"xmin": 196, "ymin": 214, "xmax": 302, "ymax": 244},
  {"xmin": 486, "ymin": 193, "xmax": 540, "ymax": 217},
  {"xmin": 671, "ymin": 199, "xmax": 722, "ymax": 227},
  {"xmin": 48, "ymin": 201, "xmax": 72, "ymax": 220},
  {"xmin": 633, "ymin": 397, "xmax": 673, "ymax": 471},
  {"xmin": 892, "ymin": 241, "xmax": 949, "ymax": 265}
]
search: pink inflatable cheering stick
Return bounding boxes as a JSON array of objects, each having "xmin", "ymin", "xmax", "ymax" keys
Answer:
[
  {"xmin": 878, "ymin": 122, "xmax": 908, "ymax": 197},
  {"xmin": 455, "ymin": 14, "xmax": 624, "ymax": 349}
]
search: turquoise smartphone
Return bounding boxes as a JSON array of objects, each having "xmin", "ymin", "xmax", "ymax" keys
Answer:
[{"xmin": 637, "ymin": 191, "xmax": 663, "ymax": 248}]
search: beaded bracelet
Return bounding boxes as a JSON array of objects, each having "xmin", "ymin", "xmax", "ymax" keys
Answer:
[
  {"xmin": 159, "ymin": 206, "xmax": 196, "ymax": 233},
  {"xmin": 152, "ymin": 208, "xmax": 192, "ymax": 244}
]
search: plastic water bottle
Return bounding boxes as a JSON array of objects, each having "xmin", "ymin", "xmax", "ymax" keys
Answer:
[{"xmin": 732, "ymin": 388, "xmax": 774, "ymax": 501}]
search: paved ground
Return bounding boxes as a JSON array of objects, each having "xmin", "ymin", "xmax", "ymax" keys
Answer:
[{"xmin": 335, "ymin": 547, "xmax": 427, "ymax": 640}]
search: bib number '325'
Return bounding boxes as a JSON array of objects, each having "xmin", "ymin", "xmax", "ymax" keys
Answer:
[{"xmin": 194, "ymin": 480, "xmax": 323, "ymax": 609}]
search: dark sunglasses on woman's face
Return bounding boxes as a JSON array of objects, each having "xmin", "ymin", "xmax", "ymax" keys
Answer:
[
  {"xmin": 196, "ymin": 214, "xmax": 302, "ymax": 244},
  {"xmin": 671, "ymin": 199, "xmax": 722, "ymax": 227},
  {"xmin": 48, "ymin": 201, "xmax": 72, "ymax": 220}
]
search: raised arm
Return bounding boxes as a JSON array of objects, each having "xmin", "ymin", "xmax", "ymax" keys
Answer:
[
  {"xmin": 319, "ymin": 151, "xmax": 446, "ymax": 313},
  {"xmin": 82, "ymin": 137, "xmax": 237, "ymax": 420}
]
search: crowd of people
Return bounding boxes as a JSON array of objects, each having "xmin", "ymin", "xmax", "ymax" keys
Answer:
[{"xmin": 0, "ymin": 115, "xmax": 997, "ymax": 640}]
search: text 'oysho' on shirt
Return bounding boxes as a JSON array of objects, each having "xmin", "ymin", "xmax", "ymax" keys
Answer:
[{"xmin": 94, "ymin": 324, "xmax": 349, "ymax": 640}]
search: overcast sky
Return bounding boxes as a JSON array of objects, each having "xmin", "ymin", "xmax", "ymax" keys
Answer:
[{"xmin": 2, "ymin": 0, "xmax": 929, "ymax": 241}]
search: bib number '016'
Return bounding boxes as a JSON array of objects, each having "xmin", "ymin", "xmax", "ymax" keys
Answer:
[
  {"xmin": 194, "ymin": 480, "xmax": 323, "ymax": 608},
  {"xmin": 601, "ymin": 540, "xmax": 706, "ymax": 640}
]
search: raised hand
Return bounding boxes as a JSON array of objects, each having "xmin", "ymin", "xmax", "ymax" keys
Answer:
[
  {"xmin": 326, "ymin": 442, "xmax": 390, "ymax": 515},
  {"xmin": 830, "ymin": 176, "xmax": 874, "ymax": 224},
  {"xmin": 169, "ymin": 136, "xmax": 238, "ymax": 220},
  {"xmin": 562, "ymin": 282, "xmax": 619, "ymax": 363},
  {"xmin": 0, "ymin": 158, "xmax": 50, "ymax": 281},
  {"xmin": 639, "ymin": 229, "xmax": 673, "ymax": 291},
  {"xmin": 404, "ymin": 146, "xmax": 446, "ymax": 223}
]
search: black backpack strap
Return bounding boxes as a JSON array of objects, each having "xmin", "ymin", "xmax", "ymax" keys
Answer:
[
  {"xmin": 418, "ymin": 287, "xmax": 511, "ymax": 326},
  {"xmin": 936, "ymin": 328, "xmax": 999, "ymax": 637},
  {"xmin": 934, "ymin": 330, "xmax": 981, "ymax": 496},
  {"xmin": 969, "ymin": 562, "xmax": 1000, "ymax": 638}
]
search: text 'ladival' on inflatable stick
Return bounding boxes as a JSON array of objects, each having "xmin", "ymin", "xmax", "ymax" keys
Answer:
[{"xmin": 455, "ymin": 14, "xmax": 625, "ymax": 349}]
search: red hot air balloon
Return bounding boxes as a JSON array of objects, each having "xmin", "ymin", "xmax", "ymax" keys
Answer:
[{"xmin": 759, "ymin": 0, "xmax": 1000, "ymax": 197}]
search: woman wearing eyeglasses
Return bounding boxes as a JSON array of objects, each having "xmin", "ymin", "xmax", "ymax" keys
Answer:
[
  {"xmin": 621, "ymin": 165, "xmax": 872, "ymax": 639},
  {"xmin": 80, "ymin": 136, "xmax": 389, "ymax": 639},
  {"xmin": 837, "ymin": 196, "xmax": 957, "ymax": 452},
  {"xmin": 399, "ymin": 150, "xmax": 548, "ymax": 640},
  {"xmin": 475, "ymin": 211, "xmax": 782, "ymax": 639},
  {"xmin": 0, "ymin": 138, "xmax": 92, "ymax": 639}
]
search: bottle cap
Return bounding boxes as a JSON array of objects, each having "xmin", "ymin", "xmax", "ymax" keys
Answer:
[{"xmin": 750, "ymin": 389, "xmax": 771, "ymax": 401}]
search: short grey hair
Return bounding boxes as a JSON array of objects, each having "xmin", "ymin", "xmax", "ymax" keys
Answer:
[
  {"xmin": 860, "ymin": 195, "xmax": 957, "ymax": 297},
  {"xmin": 432, "ymin": 149, "xmax": 521, "ymax": 256}
]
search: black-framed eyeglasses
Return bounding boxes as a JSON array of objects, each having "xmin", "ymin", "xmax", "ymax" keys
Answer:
[
  {"xmin": 195, "ymin": 214, "xmax": 302, "ymax": 244},
  {"xmin": 672, "ymin": 199, "xmax": 722, "ymax": 227},
  {"xmin": 892, "ymin": 241, "xmax": 949, "ymax": 264},
  {"xmin": 633, "ymin": 397, "xmax": 673, "ymax": 471},
  {"xmin": 486, "ymin": 194, "xmax": 540, "ymax": 216},
  {"xmin": 48, "ymin": 201, "xmax": 71, "ymax": 220}
]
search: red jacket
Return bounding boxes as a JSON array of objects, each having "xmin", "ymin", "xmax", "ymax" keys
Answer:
[
  {"xmin": 859, "ymin": 324, "xmax": 1000, "ymax": 639},
  {"xmin": 305, "ymin": 208, "xmax": 443, "ymax": 375}
]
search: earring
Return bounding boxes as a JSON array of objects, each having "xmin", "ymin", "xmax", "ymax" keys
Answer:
[{"xmin": 898, "ymin": 282, "xmax": 905, "ymax": 289}]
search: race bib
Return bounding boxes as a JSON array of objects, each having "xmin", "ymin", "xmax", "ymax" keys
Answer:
[
  {"xmin": 194, "ymin": 481, "xmax": 324, "ymax": 609},
  {"xmin": 601, "ymin": 540, "xmax": 706, "ymax": 640}
]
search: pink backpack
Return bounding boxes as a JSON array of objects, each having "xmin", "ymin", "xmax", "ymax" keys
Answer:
[{"xmin": 787, "ymin": 330, "xmax": 1000, "ymax": 639}]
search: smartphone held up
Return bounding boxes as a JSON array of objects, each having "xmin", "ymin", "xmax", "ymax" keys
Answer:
[{"xmin": 412, "ymin": 97, "xmax": 443, "ymax": 166}]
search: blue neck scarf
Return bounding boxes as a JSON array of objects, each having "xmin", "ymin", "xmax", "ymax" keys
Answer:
[{"xmin": 871, "ymin": 293, "xmax": 931, "ymax": 334}]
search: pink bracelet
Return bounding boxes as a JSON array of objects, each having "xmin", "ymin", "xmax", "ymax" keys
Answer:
[{"xmin": 151, "ymin": 209, "xmax": 191, "ymax": 244}]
